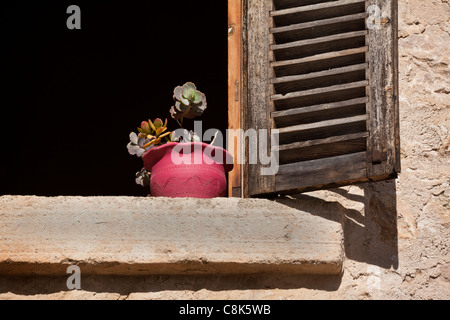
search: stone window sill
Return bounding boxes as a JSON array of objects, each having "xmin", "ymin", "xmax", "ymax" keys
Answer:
[{"xmin": 0, "ymin": 196, "xmax": 343, "ymax": 276}]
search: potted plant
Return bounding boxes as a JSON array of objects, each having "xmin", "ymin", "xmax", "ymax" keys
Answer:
[{"xmin": 127, "ymin": 82, "xmax": 233, "ymax": 198}]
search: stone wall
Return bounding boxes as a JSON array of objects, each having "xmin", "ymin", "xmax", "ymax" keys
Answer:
[{"xmin": 0, "ymin": 0, "xmax": 449, "ymax": 300}]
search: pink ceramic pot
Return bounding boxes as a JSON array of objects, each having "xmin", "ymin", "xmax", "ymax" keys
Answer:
[{"xmin": 142, "ymin": 142, "xmax": 234, "ymax": 199}]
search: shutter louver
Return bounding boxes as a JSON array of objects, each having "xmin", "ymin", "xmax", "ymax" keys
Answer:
[{"xmin": 245, "ymin": 0, "xmax": 400, "ymax": 196}]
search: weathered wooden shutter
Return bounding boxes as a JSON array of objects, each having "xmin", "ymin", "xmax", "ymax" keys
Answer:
[{"xmin": 244, "ymin": 0, "xmax": 400, "ymax": 196}]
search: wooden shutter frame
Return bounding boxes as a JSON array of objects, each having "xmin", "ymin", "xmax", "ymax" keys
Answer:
[
  {"xmin": 366, "ymin": 0, "xmax": 401, "ymax": 178},
  {"xmin": 228, "ymin": 0, "xmax": 243, "ymax": 198},
  {"xmin": 230, "ymin": 0, "xmax": 400, "ymax": 197},
  {"xmin": 245, "ymin": 0, "xmax": 275, "ymax": 196}
]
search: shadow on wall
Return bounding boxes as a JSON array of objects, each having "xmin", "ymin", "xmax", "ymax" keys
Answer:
[
  {"xmin": 0, "ymin": 273, "xmax": 342, "ymax": 297},
  {"xmin": 276, "ymin": 180, "xmax": 399, "ymax": 270}
]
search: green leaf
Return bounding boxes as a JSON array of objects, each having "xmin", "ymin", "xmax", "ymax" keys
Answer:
[
  {"xmin": 182, "ymin": 82, "xmax": 196, "ymax": 99},
  {"xmin": 176, "ymin": 101, "xmax": 190, "ymax": 112},
  {"xmin": 173, "ymin": 86, "xmax": 183, "ymax": 101},
  {"xmin": 153, "ymin": 118, "xmax": 163, "ymax": 129},
  {"xmin": 156, "ymin": 127, "xmax": 167, "ymax": 135},
  {"xmin": 159, "ymin": 131, "xmax": 171, "ymax": 139},
  {"xmin": 170, "ymin": 106, "xmax": 183, "ymax": 120},
  {"xmin": 180, "ymin": 96, "xmax": 190, "ymax": 106},
  {"xmin": 193, "ymin": 91, "xmax": 203, "ymax": 104},
  {"xmin": 148, "ymin": 119, "xmax": 157, "ymax": 132},
  {"xmin": 141, "ymin": 121, "xmax": 151, "ymax": 134}
]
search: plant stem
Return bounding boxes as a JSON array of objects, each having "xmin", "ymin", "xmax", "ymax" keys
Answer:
[{"xmin": 175, "ymin": 117, "xmax": 184, "ymax": 128}]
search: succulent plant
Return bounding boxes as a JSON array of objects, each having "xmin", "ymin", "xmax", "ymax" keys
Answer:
[
  {"xmin": 170, "ymin": 82, "xmax": 207, "ymax": 122},
  {"xmin": 127, "ymin": 132, "xmax": 148, "ymax": 157},
  {"xmin": 135, "ymin": 168, "xmax": 151, "ymax": 187},
  {"xmin": 138, "ymin": 118, "xmax": 172, "ymax": 148},
  {"xmin": 127, "ymin": 118, "xmax": 172, "ymax": 157},
  {"xmin": 127, "ymin": 82, "xmax": 210, "ymax": 189}
]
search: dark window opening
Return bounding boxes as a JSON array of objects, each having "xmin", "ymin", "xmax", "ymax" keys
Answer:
[{"xmin": 0, "ymin": 1, "xmax": 228, "ymax": 196}]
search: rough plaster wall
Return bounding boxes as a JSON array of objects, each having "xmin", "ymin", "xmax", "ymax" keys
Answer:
[{"xmin": 0, "ymin": 0, "xmax": 449, "ymax": 300}]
